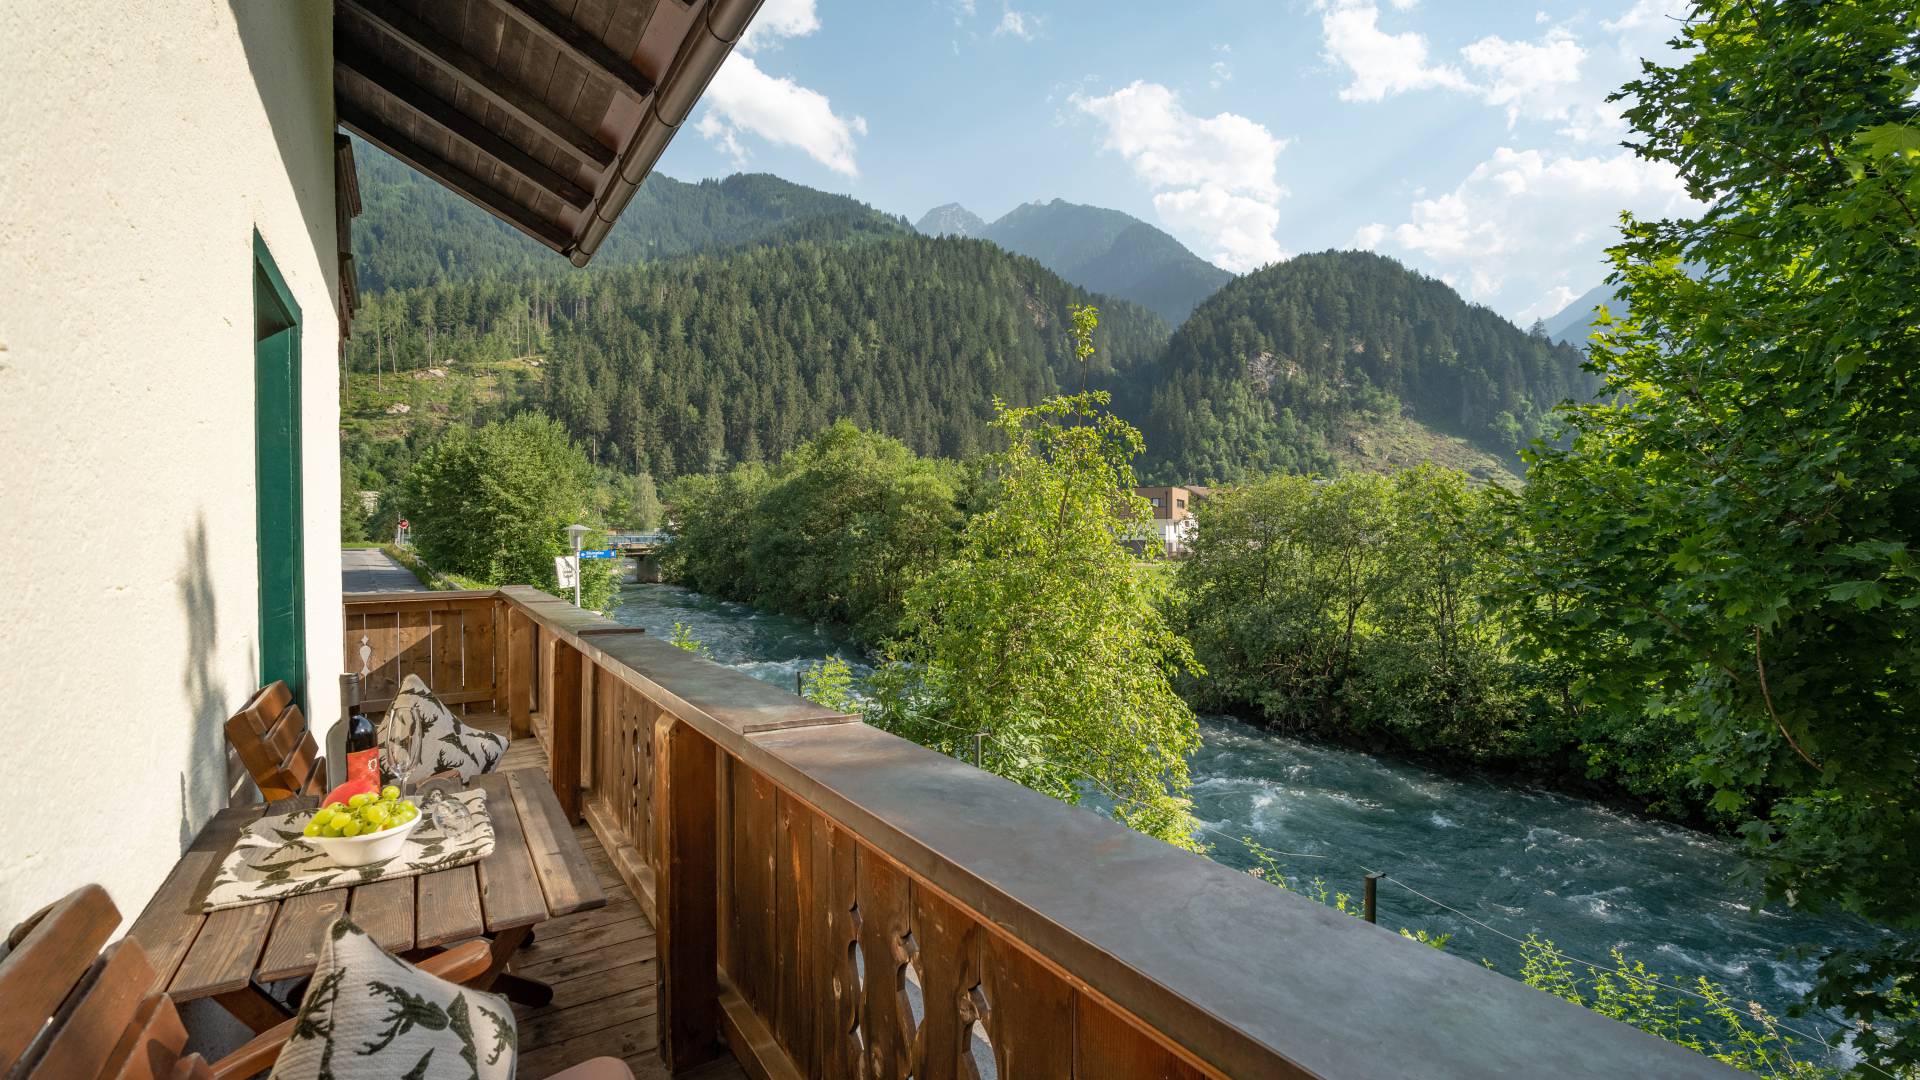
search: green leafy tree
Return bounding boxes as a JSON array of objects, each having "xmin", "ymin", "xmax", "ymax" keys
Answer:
[
  {"xmin": 886, "ymin": 314, "xmax": 1204, "ymax": 848},
  {"xmin": 1176, "ymin": 469, "xmax": 1622, "ymax": 792},
  {"xmin": 1514, "ymin": 939, "xmax": 1833, "ymax": 1079},
  {"xmin": 1494, "ymin": 1, "xmax": 1920, "ymax": 1066},
  {"xmin": 668, "ymin": 622, "xmax": 710, "ymax": 658},
  {"xmin": 799, "ymin": 656, "xmax": 861, "ymax": 714},
  {"xmin": 630, "ymin": 471, "xmax": 663, "ymax": 532},
  {"xmin": 663, "ymin": 424, "xmax": 963, "ymax": 643},
  {"xmin": 400, "ymin": 414, "xmax": 617, "ymax": 609},
  {"xmin": 340, "ymin": 480, "xmax": 369, "ymax": 543}
]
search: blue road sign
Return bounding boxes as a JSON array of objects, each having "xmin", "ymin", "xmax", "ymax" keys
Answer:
[{"xmin": 578, "ymin": 549, "xmax": 616, "ymax": 560}]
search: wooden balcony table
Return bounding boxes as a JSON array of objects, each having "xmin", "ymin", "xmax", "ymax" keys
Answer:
[{"xmin": 126, "ymin": 770, "xmax": 604, "ymax": 1032}]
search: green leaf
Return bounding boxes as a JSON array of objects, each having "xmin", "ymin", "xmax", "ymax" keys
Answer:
[
  {"xmin": 1854, "ymin": 122, "xmax": 1920, "ymax": 158},
  {"xmin": 1826, "ymin": 580, "xmax": 1886, "ymax": 610}
]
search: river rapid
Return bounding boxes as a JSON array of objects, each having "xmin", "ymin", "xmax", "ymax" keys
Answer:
[{"xmin": 610, "ymin": 582, "xmax": 1889, "ymax": 1056}]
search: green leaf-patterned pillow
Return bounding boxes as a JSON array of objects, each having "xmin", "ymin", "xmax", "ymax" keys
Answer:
[
  {"xmin": 380, "ymin": 674, "xmax": 509, "ymax": 784},
  {"xmin": 269, "ymin": 916, "xmax": 516, "ymax": 1080}
]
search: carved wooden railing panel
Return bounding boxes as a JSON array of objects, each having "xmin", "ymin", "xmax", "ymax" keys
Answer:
[
  {"xmin": 719, "ymin": 756, "xmax": 1210, "ymax": 1080},
  {"xmin": 342, "ymin": 591, "xmax": 501, "ymax": 715},
  {"xmin": 351, "ymin": 586, "xmax": 1742, "ymax": 1080}
]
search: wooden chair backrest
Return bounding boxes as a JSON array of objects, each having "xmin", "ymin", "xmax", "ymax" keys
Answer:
[
  {"xmin": 0, "ymin": 885, "xmax": 212, "ymax": 1079},
  {"xmin": 225, "ymin": 681, "xmax": 326, "ymax": 803}
]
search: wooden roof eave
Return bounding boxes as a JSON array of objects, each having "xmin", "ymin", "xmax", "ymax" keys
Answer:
[{"xmin": 333, "ymin": 0, "xmax": 765, "ymax": 268}]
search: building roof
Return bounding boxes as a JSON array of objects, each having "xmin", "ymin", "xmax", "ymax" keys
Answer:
[{"xmin": 334, "ymin": 0, "xmax": 760, "ymax": 267}]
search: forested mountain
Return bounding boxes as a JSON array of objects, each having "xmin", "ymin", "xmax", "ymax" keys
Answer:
[
  {"xmin": 914, "ymin": 203, "xmax": 986, "ymax": 237},
  {"xmin": 1542, "ymin": 282, "xmax": 1628, "ymax": 346},
  {"xmin": 351, "ymin": 140, "xmax": 907, "ymax": 292},
  {"xmin": 1138, "ymin": 251, "xmax": 1597, "ymax": 483},
  {"xmin": 972, "ymin": 199, "xmax": 1235, "ymax": 324},
  {"xmin": 347, "ymin": 234, "xmax": 1170, "ymax": 479},
  {"xmin": 349, "ymin": 145, "xmax": 1583, "ymax": 490}
]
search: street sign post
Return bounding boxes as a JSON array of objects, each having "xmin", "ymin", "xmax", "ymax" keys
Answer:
[
  {"xmin": 554, "ymin": 555, "xmax": 579, "ymax": 590},
  {"xmin": 565, "ymin": 524, "xmax": 591, "ymax": 607},
  {"xmin": 578, "ymin": 549, "xmax": 615, "ymax": 560}
]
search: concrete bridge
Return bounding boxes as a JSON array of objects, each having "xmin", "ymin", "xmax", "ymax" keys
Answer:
[{"xmin": 609, "ymin": 534, "xmax": 668, "ymax": 582}]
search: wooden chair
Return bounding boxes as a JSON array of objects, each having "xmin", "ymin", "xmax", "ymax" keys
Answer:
[
  {"xmin": 0, "ymin": 883, "xmax": 476, "ymax": 1078},
  {"xmin": 0, "ymin": 884, "xmax": 488, "ymax": 1078},
  {"xmin": 225, "ymin": 681, "xmax": 326, "ymax": 803},
  {"xmin": 1, "ymin": 885, "xmax": 625, "ymax": 1079}
]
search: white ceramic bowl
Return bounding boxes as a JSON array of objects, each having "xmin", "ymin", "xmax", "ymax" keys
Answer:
[{"xmin": 305, "ymin": 810, "xmax": 421, "ymax": 867}]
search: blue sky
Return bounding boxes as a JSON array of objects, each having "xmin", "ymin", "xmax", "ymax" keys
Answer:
[{"xmin": 656, "ymin": 0, "xmax": 1701, "ymax": 324}]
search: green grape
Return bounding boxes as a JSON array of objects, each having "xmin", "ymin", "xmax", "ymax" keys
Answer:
[
  {"xmin": 348, "ymin": 792, "xmax": 374, "ymax": 809},
  {"xmin": 324, "ymin": 823, "xmax": 345, "ymax": 838},
  {"xmin": 381, "ymin": 786, "xmax": 400, "ymax": 802},
  {"xmin": 341, "ymin": 820, "xmax": 363, "ymax": 837},
  {"xmin": 303, "ymin": 822, "xmax": 322, "ymax": 837}
]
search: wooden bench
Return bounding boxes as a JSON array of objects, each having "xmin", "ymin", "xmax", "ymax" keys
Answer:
[{"xmin": 225, "ymin": 681, "xmax": 326, "ymax": 803}]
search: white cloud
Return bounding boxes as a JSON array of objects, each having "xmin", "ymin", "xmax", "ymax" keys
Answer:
[
  {"xmin": 1072, "ymin": 81, "xmax": 1289, "ymax": 271},
  {"xmin": 1155, "ymin": 190, "xmax": 1285, "ymax": 273},
  {"xmin": 1210, "ymin": 44, "xmax": 1232, "ymax": 90},
  {"xmin": 1317, "ymin": 0, "xmax": 1472, "ymax": 103},
  {"xmin": 697, "ymin": 56, "xmax": 868, "ymax": 177},
  {"xmin": 1603, "ymin": 0, "xmax": 1686, "ymax": 34},
  {"xmin": 1461, "ymin": 28, "xmax": 1587, "ymax": 127},
  {"xmin": 738, "ymin": 0, "xmax": 819, "ymax": 52},
  {"xmin": 698, "ymin": 0, "xmax": 866, "ymax": 176},
  {"xmin": 1317, "ymin": 2, "xmax": 1690, "ymax": 141},
  {"xmin": 1517, "ymin": 284, "xmax": 1580, "ymax": 325},
  {"xmin": 1359, "ymin": 145, "xmax": 1703, "ymax": 317},
  {"xmin": 994, "ymin": 4, "xmax": 1042, "ymax": 39}
]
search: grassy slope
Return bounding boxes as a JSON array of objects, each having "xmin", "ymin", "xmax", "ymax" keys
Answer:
[
  {"xmin": 1328, "ymin": 413, "xmax": 1520, "ymax": 487},
  {"xmin": 341, "ymin": 356, "xmax": 542, "ymax": 442}
]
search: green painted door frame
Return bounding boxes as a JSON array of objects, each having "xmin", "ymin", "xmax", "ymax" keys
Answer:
[{"xmin": 253, "ymin": 231, "xmax": 306, "ymax": 702}]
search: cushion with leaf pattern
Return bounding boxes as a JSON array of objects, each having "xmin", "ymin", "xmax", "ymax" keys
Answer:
[
  {"xmin": 380, "ymin": 674, "xmax": 508, "ymax": 785},
  {"xmin": 269, "ymin": 916, "xmax": 516, "ymax": 1080}
]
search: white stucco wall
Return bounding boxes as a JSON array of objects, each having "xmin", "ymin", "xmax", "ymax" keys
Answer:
[{"xmin": 0, "ymin": 2, "xmax": 342, "ymax": 930}]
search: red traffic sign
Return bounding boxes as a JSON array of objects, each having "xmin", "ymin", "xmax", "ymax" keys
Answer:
[{"xmin": 399, "ymin": 518, "xmax": 410, "ymax": 528}]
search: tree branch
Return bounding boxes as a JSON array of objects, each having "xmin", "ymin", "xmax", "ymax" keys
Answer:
[{"xmin": 1753, "ymin": 626, "xmax": 1822, "ymax": 772}]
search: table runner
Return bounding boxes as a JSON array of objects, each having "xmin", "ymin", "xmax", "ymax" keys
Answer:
[{"xmin": 202, "ymin": 790, "xmax": 495, "ymax": 911}]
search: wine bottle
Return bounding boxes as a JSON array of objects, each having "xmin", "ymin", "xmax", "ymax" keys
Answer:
[{"xmin": 346, "ymin": 710, "xmax": 377, "ymax": 756}]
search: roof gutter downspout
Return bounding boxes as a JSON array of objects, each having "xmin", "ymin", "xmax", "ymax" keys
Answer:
[{"xmin": 571, "ymin": 0, "xmax": 766, "ymax": 266}]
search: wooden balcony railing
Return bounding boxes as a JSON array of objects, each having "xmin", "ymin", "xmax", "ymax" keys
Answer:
[{"xmin": 343, "ymin": 588, "xmax": 1740, "ymax": 1079}]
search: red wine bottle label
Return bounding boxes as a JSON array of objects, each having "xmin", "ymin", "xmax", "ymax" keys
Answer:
[{"xmin": 324, "ymin": 748, "xmax": 383, "ymax": 807}]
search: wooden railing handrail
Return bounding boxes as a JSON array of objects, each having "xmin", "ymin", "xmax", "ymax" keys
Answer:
[
  {"xmin": 344, "ymin": 587, "xmax": 1740, "ymax": 1079},
  {"xmin": 343, "ymin": 588, "xmax": 498, "ymax": 605}
]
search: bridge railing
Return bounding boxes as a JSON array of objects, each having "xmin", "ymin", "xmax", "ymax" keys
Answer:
[{"xmin": 343, "ymin": 587, "xmax": 1740, "ymax": 1079}]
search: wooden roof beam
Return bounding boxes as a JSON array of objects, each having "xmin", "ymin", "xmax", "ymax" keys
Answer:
[
  {"xmin": 339, "ymin": 0, "xmax": 616, "ymax": 171},
  {"xmin": 338, "ymin": 101, "xmax": 574, "ymax": 256},
  {"xmin": 476, "ymin": 0, "xmax": 657, "ymax": 101},
  {"xmin": 335, "ymin": 44, "xmax": 594, "ymax": 211}
]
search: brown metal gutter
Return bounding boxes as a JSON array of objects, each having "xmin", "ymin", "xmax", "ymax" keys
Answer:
[{"xmin": 571, "ymin": 0, "xmax": 766, "ymax": 265}]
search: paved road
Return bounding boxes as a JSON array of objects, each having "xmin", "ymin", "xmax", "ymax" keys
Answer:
[{"xmin": 342, "ymin": 547, "xmax": 426, "ymax": 593}]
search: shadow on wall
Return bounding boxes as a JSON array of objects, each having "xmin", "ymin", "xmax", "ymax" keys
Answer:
[
  {"xmin": 227, "ymin": 0, "xmax": 335, "ymax": 286},
  {"xmin": 177, "ymin": 515, "xmax": 246, "ymax": 851}
]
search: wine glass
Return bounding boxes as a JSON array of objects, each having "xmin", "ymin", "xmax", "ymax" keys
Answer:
[
  {"xmin": 422, "ymin": 788, "xmax": 474, "ymax": 839},
  {"xmin": 383, "ymin": 733, "xmax": 418, "ymax": 797}
]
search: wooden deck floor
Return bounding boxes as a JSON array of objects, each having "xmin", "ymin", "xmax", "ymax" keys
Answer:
[{"xmin": 493, "ymin": 725, "xmax": 747, "ymax": 1080}]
